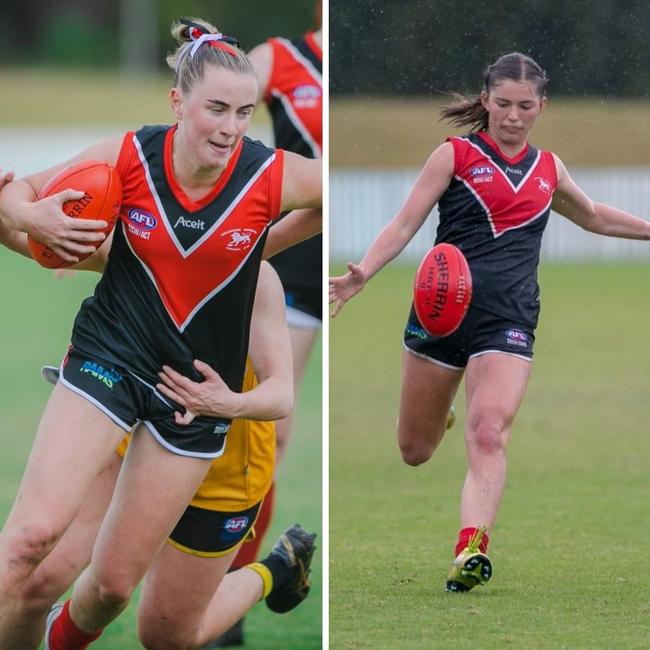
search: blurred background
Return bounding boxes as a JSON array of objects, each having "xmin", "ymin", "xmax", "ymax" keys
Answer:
[
  {"xmin": 330, "ymin": 0, "xmax": 650, "ymax": 262},
  {"xmin": 0, "ymin": 2, "xmax": 321, "ymax": 649},
  {"xmin": 329, "ymin": 2, "xmax": 650, "ymax": 649}
]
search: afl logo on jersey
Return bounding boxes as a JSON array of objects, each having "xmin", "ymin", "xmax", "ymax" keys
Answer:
[
  {"xmin": 470, "ymin": 166, "xmax": 494, "ymax": 184},
  {"xmin": 292, "ymin": 84, "xmax": 321, "ymax": 108},
  {"xmin": 127, "ymin": 209, "xmax": 157, "ymax": 240},
  {"xmin": 222, "ymin": 228, "xmax": 257, "ymax": 251}
]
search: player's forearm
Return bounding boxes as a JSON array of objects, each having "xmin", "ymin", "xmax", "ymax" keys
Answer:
[
  {"xmin": 358, "ymin": 217, "xmax": 415, "ymax": 281},
  {"xmin": 230, "ymin": 376, "xmax": 293, "ymax": 421},
  {"xmin": 0, "ymin": 179, "xmax": 37, "ymax": 232},
  {"xmin": 263, "ymin": 208, "xmax": 321, "ymax": 259},
  {"xmin": 0, "ymin": 219, "xmax": 31, "ymax": 258},
  {"xmin": 590, "ymin": 203, "xmax": 650, "ymax": 240}
]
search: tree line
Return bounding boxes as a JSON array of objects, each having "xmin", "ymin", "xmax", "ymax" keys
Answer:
[{"xmin": 331, "ymin": 0, "xmax": 650, "ymax": 97}]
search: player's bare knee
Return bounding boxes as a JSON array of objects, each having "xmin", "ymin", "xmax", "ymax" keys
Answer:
[
  {"xmin": 8, "ymin": 522, "xmax": 61, "ymax": 570},
  {"xmin": 398, "ymin": 436, "xmax": 435, "ymax": 466},
  {"xmin": 466, "ymin": 410, "xmax": 509, "ymax": 455},
  {"xmin": 17, "ymin": 568, "xmax": 63, "ymax": 615},
  {"xmin": 93, "ymin": 571, "xmax": 136, "ymax": 609}
]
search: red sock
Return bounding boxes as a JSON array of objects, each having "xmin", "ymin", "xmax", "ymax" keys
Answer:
[
  {"xmin": 455, "ymin": 527, "xmax": 489, "ymax": 557},
  {"xmin": 47, "ymin": 600, "xmax": 103, "ymax": 650},
  {"xmin": 231, "ymin": 482, "xmax": 276, "ymax": 569}
]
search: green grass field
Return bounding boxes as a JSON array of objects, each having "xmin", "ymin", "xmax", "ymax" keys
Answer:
[
  {"xmin": 330, "ymin": 263, "xmax": 650, "ymax": 649},
  {"xmin": 0, "ymin": 251, "xmax": 321, "ymax": 649}
]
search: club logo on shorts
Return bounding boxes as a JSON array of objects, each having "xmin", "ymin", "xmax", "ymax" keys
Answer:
[
  {"xmin": 127, "ymin": 208, "xmax": 157, "ymax": 240},
  {"xmin": 213, "ymin": 423, "xmax": 230, "ymax": 435},
  {"xmin": 405, "ymin": 323, "xmax": 429, "ymax": 340},
  {"xmin": 223, "ymin": 516, "xmax": 249, "ymax": 538},
  {"xmin": 505, "ymin": 329, "xmax": 529, "ymax": 348},
  {"xmin": 222, "ymin": 228, "xmax": 257, "ymax": 251},
  {"xmin": 79, "ymin": 360, "xmax": 124, "ymax": 389}
]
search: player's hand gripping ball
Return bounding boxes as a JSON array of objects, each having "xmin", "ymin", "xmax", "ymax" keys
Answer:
[
  {"xmin": 28, "ymin": 160, "xmax": 122, "ymax": 269},
  {"xmin": 413, "ymin": 243, "xmax": 472, "ymax": 337}
]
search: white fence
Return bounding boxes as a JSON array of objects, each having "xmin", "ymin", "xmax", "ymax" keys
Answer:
[{"xmin": 330, "ymin": 168, "xmax": 650, "ymax": 262}]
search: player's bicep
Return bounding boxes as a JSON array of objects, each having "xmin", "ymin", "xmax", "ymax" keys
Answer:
[
  {"xmin": 280, "ymin": 153, "xmax": 322, "ymax": 212},
  {"xmin": 248, "ymin": 265, "xmax": 292, "ymax": 386},
  {"xmin": 551, "ymin": 156, "xmax": 595, "ymax": 226},
  {"xmin": 393, "ymin": 142, "xmax": 455, "ymax": 235}
]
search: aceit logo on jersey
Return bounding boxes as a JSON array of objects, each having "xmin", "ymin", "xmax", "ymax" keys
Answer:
[
  {"xmin": 127, "ymin": 208, "xmax": 157, "ymax": 240},
  {"xmin": 470, "ymin": 166, "xmax": 494, "ymax": 184},
  {"xmin": 222, "ymin": 228, "xmax": 257, "ymax": 251},
  {"xmin": 292, "ymin": 84, "xmax": 321, "ymax": 108},
  {"xmin": 174, "ymin": 216, "xmax": 205, "ymax": 231},
  {"xmin": 223, "ymin": 516, "xmax": 249, "ymax": 538}
]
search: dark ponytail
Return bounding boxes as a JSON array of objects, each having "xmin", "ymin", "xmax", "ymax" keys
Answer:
[{"xmin": 440, "ymin": 52, "xmax": 549, "ymax": 133}]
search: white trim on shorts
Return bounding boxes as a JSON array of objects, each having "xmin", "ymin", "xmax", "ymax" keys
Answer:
[
  {"xmin": 286, "ymin": 305, "xmax": 322, "ymax": 330},
  {"xmin": 468, "ymin": 349, "xmax": 533, "ymax": 363},
  {"xmin": 58, "ymin": 367, "xmax": 133, "ymax": 432},
  {"xmin": 141, "ymin": 420, "xmax": 228, "ymax": 460},
  {"xmin": 127, "ymin": 369, "xmax": 173, "ymax": 408},
  {"xmin": 403, "ymin": 343, "xmax": 464, "ymax": 371}
]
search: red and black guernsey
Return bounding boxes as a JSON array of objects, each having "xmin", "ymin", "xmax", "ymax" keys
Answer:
[
  {"xmin": 437, "ymin": 131, "xmax": 558, "ymax": 328},
  {"xmin": 265, "ymin": 33, "xmax": 322, "ymax": 297},
  {"xmin": 71, "ymin": 124, "xmax": 284, "ymax": 395}
]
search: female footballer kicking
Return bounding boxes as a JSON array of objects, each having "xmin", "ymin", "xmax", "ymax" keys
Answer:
[
  {"xmin": 330, "ymin": 52, "xmax": 650, "ymax": 592},
  {"xmin": 0, "ymin": 17, "xmax": 320, "ymax": 648}
]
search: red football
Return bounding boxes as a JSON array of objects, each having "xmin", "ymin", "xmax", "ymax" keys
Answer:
[
  {"xmin": 413, "ymin": 243, "xmax": 472, "ymax": 337},
  {"xmin": 28, "ymin": 160, "xmax": 122, "ymax": 269}
]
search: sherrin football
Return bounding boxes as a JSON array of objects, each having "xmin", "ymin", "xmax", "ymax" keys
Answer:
[
  {"xmin": 413, "ymin": 243, "xmax": 472, "ymax": 337},
  {"xmin": 28, "ymin": 160, "xmax": 122, "ymax": 269}
]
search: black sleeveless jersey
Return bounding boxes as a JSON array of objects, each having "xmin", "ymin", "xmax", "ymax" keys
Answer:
[
  {"xmin": 436, "ymin": 132, "xmax": 558, "ymax": 328},
  {"xmin": 264, "ymin": 33, "xmax": 322, "ymax": 294},
  {"xmin": 71, "ymin": 125, "xmax": 284, "ymax": 393}
]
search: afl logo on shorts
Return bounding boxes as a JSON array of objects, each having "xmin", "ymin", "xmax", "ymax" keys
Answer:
[
  {"xmin": 505, "ymin": 329, "xmax": 529, "ymax": 348},
  {"xmin": 292, "ymin": 84, "xmax": 321, "ymax": 108},
  {"xmin": 127, "ymin": 209, "xmax": 157, "ymax": 240},
  {"xmin": 224, "ymin": 516, "xmax": 249, "ymax": 535},
  {"xmin": 222, "ymin": 228, "xmax": 257, "ymax": 251}
]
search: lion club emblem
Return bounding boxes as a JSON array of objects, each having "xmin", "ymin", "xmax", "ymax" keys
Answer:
[
  {"xmin": 222, "ymin": 228, "xmax": 257, "ymax": 251},
  {"xmin": 535, "ymin": 177, "xmax": 552, "ymax": 195}
]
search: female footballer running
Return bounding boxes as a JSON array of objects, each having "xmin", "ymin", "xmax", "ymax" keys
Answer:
[
  {"xmin": 330, "ymin": 52, "xmax": 650, "ymax": 593},
  {"xmin": 0, "ymin": 17, "xmax": 320, "ymax": 648}
]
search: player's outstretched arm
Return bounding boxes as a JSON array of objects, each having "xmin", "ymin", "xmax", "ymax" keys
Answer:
[
  {"xmin": 263, "ymin": 208, "xmax": 321, "ymax": 259},
  {"xmin": 552, "ymin": 155, "xmax": 650, "ymax": 239},
  {"xmin": 329, "ymin": 141, "xmax": 454, "ymax": 316}
]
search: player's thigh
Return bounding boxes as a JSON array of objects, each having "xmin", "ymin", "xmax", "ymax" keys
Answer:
[
  {"xmin": 88, "ymin": 428, "xmax": 212, "ymax": 589},
  {"xmin": 464, "ymin": 352, "xmax": 532, "ymax": 432},
  {"xmin": 3, "ymin": 382, "xmax": 125, "ymax": 539},
  {"xmin": 138, "ymin": 546, "xmax": 234, "ymax": 641},
  {"xmin": 398, "ymin": 348, "xmax": 463, "ymax": 448}
]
